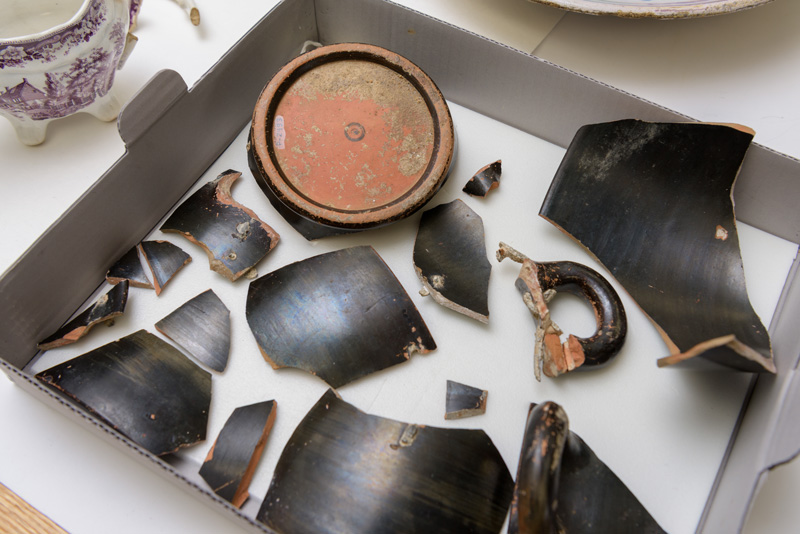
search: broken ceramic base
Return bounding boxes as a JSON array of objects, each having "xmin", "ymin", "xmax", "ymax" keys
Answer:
[
  {"xmin": 161, "ymin": 169, "xmax": 280, "ymax": 282},
  {"xmin": 248, "ymin": 43, "xmax": 455, "ymax": 240},
  {"xmin": 539, "ymin": 119, "xmax": 774, "ymax": 373},
  {"xmin": 257, "ymin": 389, "xmax": 513, "ymax": 534},
  {"xmin": 246, "ymin": 246, "xmax": 436, "ymax": 388},
  {"xmin": 497, "ymin": 242, "xmax": 627, "ymax": 381}
]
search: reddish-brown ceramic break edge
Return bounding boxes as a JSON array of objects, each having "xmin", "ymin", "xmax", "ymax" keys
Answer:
[{"xmin": 249, "ymin": 43, "xmax": 455, "ymax": 239}]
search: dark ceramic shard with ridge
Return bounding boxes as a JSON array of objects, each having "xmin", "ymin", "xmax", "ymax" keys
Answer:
[
  {"xmin": 38, "ymin": 280, "xmax": 129, "ymax": 350},
  {"xmin": 155, "ymin": 289, "xmax": 231, "ymax": 372},
  {"xmin": 35, "ymin": 329, "xmax": 211, "ymax": 456},
  {"xmin": 107, "ymin": 241, "xmax": 190, "ymax": 294},
  {"xmin": 413, "ymin": 199, "xmax": 492, "ymax": 323},
  {"xmin": 106, "ymin": 246, "xmax": 153, "ymax": 289},
  {"xmin": 258, "ymin": 389, "xmax": 513, "ymax": 534},
  {"xmin": 508, "ymin": 401, "xmax": 665, "ymax": 534},
  {"xmin": 246, "ymin": 246, "xmax": 436, "ymax": 388},
  {"xmin": 200, "ymin": 400, "xmax": 276, "ymax": 508},
  {"xmin": 497, "ymin": 242, "xmax": 627, "ymax": 381},
  {"xmin": 138, "ymin": 240, "xmax": 192, "ymax": 295},
  {"xmin": 161, "ymin": 169, "xmax": 279, "ymax": 281},
  {"xmin": 463, "ymin": 160, "xmax": 501, "ymax": 197},
  {"xmin": 539, "ymin": 119, "xmax": 774, "ymax": 373},
  {"xmin": 445, "ymin": 379, "xmax": 488, "ymax": 420}
]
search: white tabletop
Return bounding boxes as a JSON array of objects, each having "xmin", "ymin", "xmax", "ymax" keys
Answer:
[{"xmin": 2, "ymin": 1, "xmax": 799, "ymax": 532}]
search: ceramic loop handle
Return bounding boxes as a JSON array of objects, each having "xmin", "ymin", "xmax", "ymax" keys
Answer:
[
  {"xmin": 533, "ymin": 259, "xmax": 627, "ymax": 369},
  {"xmin": 498, "ymin": 242, "xmax": 627, "ymax": 379}
]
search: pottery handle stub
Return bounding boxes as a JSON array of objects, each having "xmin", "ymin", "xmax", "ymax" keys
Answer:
[{"xmin": 118, "ymin": 32, "xmax": 138, "ymax": 70}]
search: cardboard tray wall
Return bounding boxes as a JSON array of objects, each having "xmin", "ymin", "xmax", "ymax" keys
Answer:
[{"xmin": 1, "ymin": 0, "xmax": 799, "ymax": 532}]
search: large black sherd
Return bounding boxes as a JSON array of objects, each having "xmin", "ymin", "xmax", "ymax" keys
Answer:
[
  {"xmin": 246, "ymin": 246, "xmax": 436, "ymax": 388},
  {"xmin": 258, "ymin": 389, "xmax": 513, "ymax": 534},
  {"xmin": 540, "ymin": 120, "xmax": 773, "ymax": 373},
  {"xmin": 36, "ymin": 329, "xmax": 211, "ymax": 456}
]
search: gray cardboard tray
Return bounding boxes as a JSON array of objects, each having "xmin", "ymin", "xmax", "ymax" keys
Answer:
[{"xmin": 1, "ymin": 0, "xmax": 800, "ymax": 532}]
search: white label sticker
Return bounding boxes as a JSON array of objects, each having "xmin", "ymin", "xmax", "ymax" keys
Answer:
[{"xmin": 274, "ymin": 115, "xmax": 286, "ymax": 149}]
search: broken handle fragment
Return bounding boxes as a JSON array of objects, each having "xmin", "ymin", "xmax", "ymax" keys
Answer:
[
  {"xmin": 509, "ymin": 401, "xmax": 666, "ymax": 534},
  {"xmin": 174, "ymin": 0, "xmax": 200, "ymax": 26},
  {"xmin": 497, "ymin": 242, "xmax": 627, "ymax": 381},
  {"xmin": 512, "ymin": 402, "xmax": 568, "ymax": 534}
]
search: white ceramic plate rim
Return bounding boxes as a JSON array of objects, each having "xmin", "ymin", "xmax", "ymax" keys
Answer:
[{"xmin": 529, "ymin": 0, "xmax": 773, "ymax": 18}]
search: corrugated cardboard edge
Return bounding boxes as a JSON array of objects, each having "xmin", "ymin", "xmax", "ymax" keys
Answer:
[
  {"xmin": 315, "ymin": 0, "xmax": 800, "ymax": 246},
  {"xmin": 0, "ymin": 0, "xmax": 318, "ymax": 370},
  {"xmin": 0, "ymin": 0, "xmax": 318, "ymax": 531},
  {"xmin": 698, "ymin": 250, "xmax": 800, "ymax": 533},
  {"xmin": 0, "ymin": 0, "xmax": 798, "ymax": 532},
  {"xmin": 0, "ymin": 359, "xmax": 275, "ymax": 532}
]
